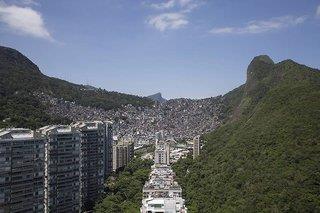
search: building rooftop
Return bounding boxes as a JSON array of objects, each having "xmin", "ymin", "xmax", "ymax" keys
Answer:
[
  {"xmin": 38, "ymin": 125, "xmax": 79, "ymax": 135},
  {"xmin": 115, "ymin": 138, "xmax": 133, "ymax": 146},
  {"xmin": 141, "ymin": 197, "xmax": 187, "ymax": 213},
  {"xmin": 143, "ymin": 165, "xmax": 183, "ymax": 198},
  {"xmin": 72, "ymin": 121, "xmax": 105, "ymax": 130},
  {"xmin": 0, "ymin": 128, "xmax": 43, "ymax": 140}
]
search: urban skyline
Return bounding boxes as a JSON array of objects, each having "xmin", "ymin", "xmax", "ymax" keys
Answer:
[{"xmin": 0, "ymin": 121, "xmax": 196, "ymax": 212}]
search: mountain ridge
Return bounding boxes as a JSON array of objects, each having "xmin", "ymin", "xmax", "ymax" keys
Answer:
[
  {"xmin": 173, "ymin": 55, "xmax": 320, "ymax": 212},
  {"xmin": 0, "ymin": 46, "xmax": 153, "ymax": 129}
]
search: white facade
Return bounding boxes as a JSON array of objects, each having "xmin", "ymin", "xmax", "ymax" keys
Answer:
[
  {"xmin": 141, "ymin": 165, "xmax": 187, "ymax": 213},
  {"xmin": 141, "ymin": 197, "xmax": 187, "ymax": 213}
]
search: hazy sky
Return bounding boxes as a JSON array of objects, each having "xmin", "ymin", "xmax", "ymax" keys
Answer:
[{"xmin": 1, "ymin": 0, "xmax": 320, "ymax": 99}]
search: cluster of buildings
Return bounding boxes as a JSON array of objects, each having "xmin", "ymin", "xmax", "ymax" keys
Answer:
[
  {"xmin": 153, "ymin": 132, "xmax": 201, "ymax": 164},
  {"xmin": 35, "ymin": 92, "xmax": 223, "ymax": 142},
  {"xmin": 0, "ymin": 121, "xmax": 134, "ymax": 213},
  {"xmin": 141, "ymin": 165, "xmax": 187, "ymax": 213},
  {"xmin": 170, "ymin": 145, "xmax": 190, "ymax": 164},
  {"xmin": 140, "ymin": 137, "xmax": 188, "ymax": 213}
]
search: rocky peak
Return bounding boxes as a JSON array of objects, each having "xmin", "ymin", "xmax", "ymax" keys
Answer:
[
  {"xmin": 246, "ymin": 55, "xmax": 275, "ymax": 88},
  {"xmin": 147, "ymin": 92, "xmax": 167, "ymax": 103}
]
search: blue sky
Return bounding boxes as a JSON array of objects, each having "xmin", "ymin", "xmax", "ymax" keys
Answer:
[{"xmin": 0, "ymin": 0, "xmax": 320, "ymax": 99}]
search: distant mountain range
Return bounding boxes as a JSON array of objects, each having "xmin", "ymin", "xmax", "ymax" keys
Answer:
[
  {"xmin": 147, "ymin": 92, "xmax": 167, "ymax": 103},
  {"xmin": 173, "ymin": 55, "xmax": 320, "ymax": 212}
]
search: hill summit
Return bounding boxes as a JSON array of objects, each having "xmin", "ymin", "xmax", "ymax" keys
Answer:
[{"xmin": 173, "ymin": 56, "xmax": 320, "ymax": 212}]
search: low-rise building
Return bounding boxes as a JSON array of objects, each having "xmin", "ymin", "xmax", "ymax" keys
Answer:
[
  {"xmin": 141, "ymin": 197, "xmax": 187, "ymax": 213},
  {"xmin": 142, "ymin": 165, "xmax": 182, "ymax": 199},
  {"xmin": 141, "ymin": 165, "xmax": 187, "ymax": 213},
  {"xmin": 170, "ymin": 148, "xmax": 189, "ymax": 164}
]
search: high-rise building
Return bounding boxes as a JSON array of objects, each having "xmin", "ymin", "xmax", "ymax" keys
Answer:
[
  {"xmin": 72, "ymin": 121, "xmax": 107, "ymax": 211},
  {"xmin": 112, "ymin": 139, "xmax": 134, "ymax": 172},
  {"xmin": 39, "ymin": 125, "xmax": 81, "ymax": 213},
  {"xmin": 155, "ymin": 130, "xmax": 164, "ymax": 146},
  {"xmin": 104, "ymin": 121, "xmax": 113, "ymax": 179},
  {"xmin": 154, "ymin": 142, "xmax": 170, "ymax": 165},
  {"xmin": 0, "ymin": 128, "xmax": 45, "ymax": 213},
  {"xmin": 193, "ymin": 135, "xmax": 200, "ymax": 159}
]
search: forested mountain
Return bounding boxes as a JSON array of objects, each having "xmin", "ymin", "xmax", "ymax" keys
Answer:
[
  {"xmin": 0, "ymin": 46, "xmax": 153, "ymax": 129},
  {"xmin": 173, "ymin": 56, "xmax": 320, "ymax": 212}
]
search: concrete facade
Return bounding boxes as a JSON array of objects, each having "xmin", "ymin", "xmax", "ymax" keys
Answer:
[
  {"xmin": 193, "ymin": 135, "xmax": 200, "ymax": 159},
  {"xmin": 141, "ymin": 165, "xmax": 187, "ymax": 213},
  {"xmin": 39, "ymin": 125, "xmax": 81, "ymax": 213},
  {"xmin": 0, "ymin": 128, "xmax": 45, "ymax": 213},
  {"xmin": 112, "ymin": 139, "xmax": 134, "ymax": 172},
  {"xmin": 72, "ymin": 121, "xmax": 106, "ymax": 211},
  {"xmin": 154, "ymin": 142, "xmax": 170, "ymax": 166},
  {"xmin": 104, "ymin": 121, "xmax": 113, "ymax": 179}
]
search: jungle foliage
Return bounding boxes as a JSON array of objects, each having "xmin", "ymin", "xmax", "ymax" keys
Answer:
[{"xmin": 94, "ymin": 158, "xmax": 153, "ymax": 213}]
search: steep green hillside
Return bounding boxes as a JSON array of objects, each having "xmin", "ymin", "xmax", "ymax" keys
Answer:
[
  {"xmin": 173, "ymin": 56, "xmax": 320, "ymax": 212},
  {"xmin": 94, "ymin": 158, "xmax": 153, "ymax": 213},
  {"xmin": 0, "ymin": 46, "xmax": 153, "ymax": 128}
]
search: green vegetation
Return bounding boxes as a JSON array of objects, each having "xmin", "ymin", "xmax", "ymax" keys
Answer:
[
  {"xmin": 134, "ymin": 144, "xmax": 155, "ymax": 157},
  {"xmin": 173, "ymin": 56, "xmax": 320, "ymax": 212},
  {"xmin": 0, "ymin": 46, "xmax": 153, "ymax": 129},
  {"xmin": 94, "ymin": 158, "xmax": 153, "ymax": 213},
  {"xmin": 0, "ymin": 92, "xmax": 70, "ymax": 129}
]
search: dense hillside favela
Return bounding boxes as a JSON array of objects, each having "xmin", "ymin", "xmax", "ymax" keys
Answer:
[
  {"xmin": 0, "ymin": 46, "xmax": 223, "ymax": 141},
  {"xmin": 0, "ymin": 46, "xmax": 319, "ymax": 213}
]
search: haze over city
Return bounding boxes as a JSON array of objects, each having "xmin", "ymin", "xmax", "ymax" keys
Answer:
[{"xmin": 1, "ymin": 0, "xmax": 320, "ymax": 99}]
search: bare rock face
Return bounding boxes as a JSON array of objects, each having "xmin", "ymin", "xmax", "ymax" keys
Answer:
[
  {"xmin": 147, "ymin": 92, "xmax": 167, "ymax": 103},
  {"xmin": 246, "ymin": 55, "xmax": 275, "ymax": 90}
]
